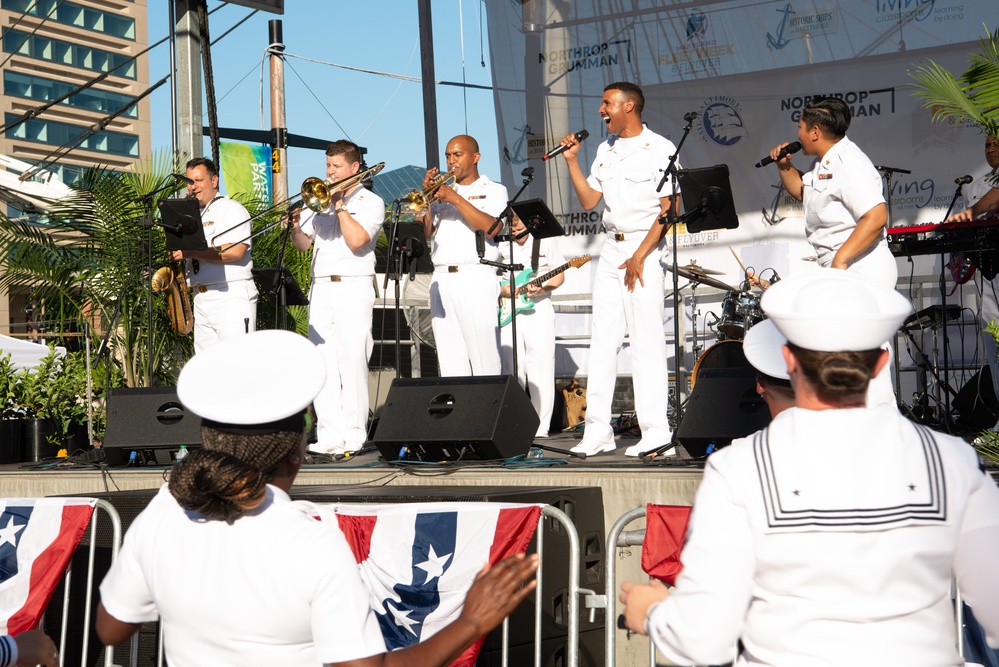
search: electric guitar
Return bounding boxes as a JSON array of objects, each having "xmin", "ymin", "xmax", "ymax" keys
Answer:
[{"xmin": 498, "ymin": 255, "xmax": 591, "ymax": 327}]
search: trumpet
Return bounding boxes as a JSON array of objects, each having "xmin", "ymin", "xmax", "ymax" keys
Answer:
[
  {"xmin": 300, "ymin": 162, "xmax": 386, "ymax": 213},
  {"xmin": 399, "ymin": 168, "xmax": 458, "ymax": 214}
]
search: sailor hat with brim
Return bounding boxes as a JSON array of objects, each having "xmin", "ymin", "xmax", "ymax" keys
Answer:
[
  {"xmin": 178, "ymin": 330, "xmax": 326, "ymax": 426},
  {"xmin": 760, "ymin": 270, "xmax": 911, "ymax": 352},
  {"xmin": 743, "ymin": 319, "xmax": 790, "ymax": 380}
]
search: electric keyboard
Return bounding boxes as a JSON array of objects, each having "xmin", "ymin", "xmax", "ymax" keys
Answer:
[{"xmin": 886, "ymin": 218, "xmax": 999, "ymax": 257}]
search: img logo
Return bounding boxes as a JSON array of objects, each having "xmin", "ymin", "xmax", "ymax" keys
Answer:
[
  {"xmin": 686, "ymin": 9, "xmax": 707, "ymax": 41},
  {"xmin": 698, "ymin": 96, "xmax": 748, "ymax": 147}
]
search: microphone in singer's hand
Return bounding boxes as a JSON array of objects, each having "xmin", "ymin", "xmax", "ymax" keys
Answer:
[
  {"xmin": 475, "ymin": 229, "xmax": 486, "ymax": 259},
  {"xmin": 755, "ymin": 141, "xmax": 802, "ymax": 168},
  {"xmin": 542, "ymin": 130, "xmax": 589, "ymax": 162},
  {"xmin": 955, "ymin": 175, "xmax": 973, "ymax": 185},
  {"xmin": 171, "ymin": 173, "xmax": 195, "ymax": 185}
]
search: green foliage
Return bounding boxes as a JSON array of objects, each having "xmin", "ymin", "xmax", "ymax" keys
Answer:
[
  {"xmin": 910, "ymin": 26, "xmax": 999, "ymax": 137},
  {"xmin": 0, "ymin": 354, "xmax": 18, "ymax": 420}
]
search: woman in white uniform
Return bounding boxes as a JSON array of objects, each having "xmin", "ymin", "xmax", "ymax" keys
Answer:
[
  {"xmin": 95, "ymin": 330, "xmax": 538, "ymax": 667},
  {"xmin": 620, "ymin": 271, "xmax": 999, "ymax": 667}
]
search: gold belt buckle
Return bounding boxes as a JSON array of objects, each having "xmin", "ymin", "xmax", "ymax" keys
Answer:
[
  {"xmin": 198, "ymin": 285, "xmax": 208, "ymax": 293},
  {"xmin": 329, "ymin": 275, "xmax": 341, "ymax": 282},
  {"xmin": 448, "ymin": 266, "xmax": 459, "ymax": 273},
  {"xmin": 614, "ymin": 232, "xmax": 625, "ymax": 241}
]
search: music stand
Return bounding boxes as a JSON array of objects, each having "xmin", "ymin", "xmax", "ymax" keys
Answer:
[
  {"xmin": 252, "ymin": 267, "xmax": 309, "ymax": 307},
  {"xmin": 509, "ymin": 199, "xmax": 564, "ymax": 240},
  {"xmin": 157, "ymin": 198, "xmax": 208, "ymax": 251},
  {"xmin": 385, "ymin": 222, "xmax": 433, "ymax": 280},
  {"xmin": 677, "ymin": 165, "xmax": 739, "ymax": 233}
]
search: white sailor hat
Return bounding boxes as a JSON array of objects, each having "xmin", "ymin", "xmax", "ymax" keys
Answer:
[
  {"xmin": 177, "ymin": 330, "xmax": 326, "ymax": 426},
  {"xmin": 743, "ymin": 319, "xmax": 790, "ymax": 380},
  {"xmin": 760, "ymin": 270, "xmax": 911, "ymax": 352}
]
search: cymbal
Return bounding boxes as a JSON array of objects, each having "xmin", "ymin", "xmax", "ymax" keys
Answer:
[
  {"xmin": 666, "ymin": 265, "xmax": 735, "ymax": 291},
  {"xmin": 678, "ymin": 263, "xmax": 726, "ymax": 276}
]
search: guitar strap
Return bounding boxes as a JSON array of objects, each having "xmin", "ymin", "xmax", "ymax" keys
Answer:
[{"xmin": 531, "ymin": 236, "xmax": 541, "ymax": 273}]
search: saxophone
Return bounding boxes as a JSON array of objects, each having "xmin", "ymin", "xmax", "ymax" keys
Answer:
[{"xmin": 151, "ymin": 261, "xmax": 194, "ymax": 334}]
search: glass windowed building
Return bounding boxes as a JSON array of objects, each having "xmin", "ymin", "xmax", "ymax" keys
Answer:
[{"xmin": 0, "ymin": 0, "xmax": 149, "ymax": 336}]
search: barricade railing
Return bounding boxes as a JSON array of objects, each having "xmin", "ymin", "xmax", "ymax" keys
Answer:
[{"xmin": 135, "ymin": 503, "xmax": 583, "ymax": 667}]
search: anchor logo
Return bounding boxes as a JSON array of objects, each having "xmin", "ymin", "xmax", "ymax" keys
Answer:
[
  {"xmin": 766, "ymin": 3, "xmax": 794, "ymax": 51},
  {"xmin": 502, "ymin": 124, "xmax": 532, "ymax": 165}
]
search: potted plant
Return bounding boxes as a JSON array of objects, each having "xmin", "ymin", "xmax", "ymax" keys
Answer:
[{"xmin": 0, "ymin": 353, "xmax": 22, "ymax": 463}]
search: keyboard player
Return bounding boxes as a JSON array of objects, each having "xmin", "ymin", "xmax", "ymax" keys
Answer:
[{"xmin": 945, "ymin": 134, "xmax": 999, "ymax": 224}]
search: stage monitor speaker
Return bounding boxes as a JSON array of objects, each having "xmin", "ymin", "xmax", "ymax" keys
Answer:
[
  {"xmin": 371, "ymin": 375, "xmax": 539, "ymax": 461},
  {"xmin": 103, "ymin": 387, "xmax": 202, "ymax": 466},
  {"xmin": 677, "ymin": 359, "xmax": 770, "ymax": 458},
  {"xmin": 954, "ymin": 364, "xmax": 999, "ymax": 431}
]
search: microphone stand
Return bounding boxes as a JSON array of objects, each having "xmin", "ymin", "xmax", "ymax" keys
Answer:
[
  {"xmin": 136, "ymin": 176, "xmax": 189, "ymax": 383},
  {"xmin": 875, "ymin": 164, "xmax": 911, "ymax": 230},
  {"xmin": 648, "ymin": 112, "xmax": 696, "ymax": 459},
  {"xmin": 270, "ymin": 204, "xmax": 299, "ymax": 330},
  {"xmin": 485, "ymin": 168, "xmax": 534, "ymax": 381},
  {"xmin": 382, "ymin": 202, "xmax": 409, "ymax": 380}
]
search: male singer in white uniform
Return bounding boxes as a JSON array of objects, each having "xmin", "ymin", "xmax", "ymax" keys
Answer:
[
  {"xmin": 557, "ymin": 82, "xmax": 678, "ymax": 457},
  {"xmin": 422, "ymin": 135, "xmax": 507, "ymax": 376},
  {"xmin": 498, "ymin": 213, "xmax": 566, "ymax": 438},
  {"xmin": 170, "ymin": 157, "xmax": 257, "ymax": 353},
  {"xmin": 288, "ymin": 140, "xmax": 384, "ymax": 455}
]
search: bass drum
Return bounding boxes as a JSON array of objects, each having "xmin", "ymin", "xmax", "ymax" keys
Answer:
[
  {"xmin": 690, "ymin": 341, "xmax": 753, "ymax": 389},
  {"xmin": 716, "ymin": 290, "xmax": 765, "ymax": 340}
]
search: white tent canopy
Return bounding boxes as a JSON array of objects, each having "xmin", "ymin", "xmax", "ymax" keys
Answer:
[{"xmin": 0, "ymin": 334, "xmax": 66, "ymax": 371}]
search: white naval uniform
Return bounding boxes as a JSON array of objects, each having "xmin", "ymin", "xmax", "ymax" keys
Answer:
[
  {"xmin": 802, "ymin": 136, "xmax": 897, "ymax": 406},
  {"xmin": 299, "ymin": 186, "xmax": 384, "ymax": 453},
  {"xmin": 581, "ymin": 126, "xmax": 675, "ymax": 450},
  {"xmin": 801, "ymin": 136, "xmax": 896, "ymax": 288},
  {"xmin": 429, "ymin": 175, "xmax": 507, "ymax": 376},
  {"xmin": 99, "ymin": 485, "xmax": 388, "ymax": 667},
  {"xmin": 187, "ymin": 196, "xmax": 258, "ymax": 353},
  {"xmin": 498, "ymin": 236, "xmax": 566, "ymax": 437},
  {"xmin": 645, "ymin": 405, "xmax": 999, "ymax": 667}
]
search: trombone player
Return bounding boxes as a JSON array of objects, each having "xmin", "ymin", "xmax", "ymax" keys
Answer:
[
  {"xmin": 287, "ymin": 140, "xmax": 385, "ymax": 456},
  {"xmin": 170, "ymin": 157, "xmax": 257, "ymax": 353},
  {"xmin": 421, "ymin": 135, "xmax": 507, "ymax": 376}
]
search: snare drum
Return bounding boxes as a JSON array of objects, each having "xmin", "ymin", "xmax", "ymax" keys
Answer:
[{"xmin": 717, "ymin": 290, "xmax": 765, "ymax": 340}]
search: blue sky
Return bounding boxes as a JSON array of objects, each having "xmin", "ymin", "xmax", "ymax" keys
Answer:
[{"xmin": 145, "ymin": 0, "xmax": 501, "ymax": 195}]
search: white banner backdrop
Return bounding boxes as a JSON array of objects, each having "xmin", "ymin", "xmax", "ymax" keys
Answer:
[{"xmin": 485, "ymin": 0, "xmax": 991, "ymax": 376}]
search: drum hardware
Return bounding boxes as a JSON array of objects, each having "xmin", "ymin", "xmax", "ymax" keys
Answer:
[
  {"xmin": 899, "ymin": 305, "xmax": 962, "ymax": 427},
  {"xmin": 665, "ymin": 263, "xmax": 736, "ymax": 292},
  {"xmin": 716, "ymin": 290, "xmax": 765, "ymax": 341}
]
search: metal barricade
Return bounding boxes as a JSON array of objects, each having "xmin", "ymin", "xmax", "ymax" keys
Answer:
[{"xmin": 138, "ymin": 504, "xmax": 583, "ymax": 667}]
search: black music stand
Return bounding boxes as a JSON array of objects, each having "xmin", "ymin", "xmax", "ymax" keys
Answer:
[
  {"xmin": 157, "ymin": 198, "xmax": 207, "ymax": 251},
  {"xmin": 509, "ymin": 199, "xmax": 564, "ymax": 239},
  {"xmin": 676, "ymin": 165, "xmax": 740, "ymax": 232},
  {"xmin": 252, "ymin": 267, "xmax": 309, "ymax": 307},
  {"xmin": 385, "ymin": 222, "xmax": 433, "ymax": 280}
]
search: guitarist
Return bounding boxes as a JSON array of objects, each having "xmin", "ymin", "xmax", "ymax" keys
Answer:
[{"xmin": 498, "ymin": 213, "xmax": 566, "ymax": 439}]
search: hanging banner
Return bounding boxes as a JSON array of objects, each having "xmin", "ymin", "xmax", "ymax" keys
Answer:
[{"xmin": 219, "ymin": 142, "xmax": 273, "ymax": 204}]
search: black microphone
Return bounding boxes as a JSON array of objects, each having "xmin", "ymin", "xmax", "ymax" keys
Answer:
[
  {"xmin": 955, "ymin": 175, "xmax": 973, "ymax": 185},
  {"xmin": 542, "ymin": 130, "xmax": 588, "ymax": 161},
  {"xmin": 683, "ymin": 111, "xmax": 698, "ymax": 122},
  {"xmin": 475, "ymin": 229, "xmax": 485, "ymax": 259},
  {"xmin": 171, "ymin": 173, "xmax": 194, "ymax": 185},
  {"xmin": 755, "ymin": 141, "xmax": 802, "ymax": 168}
]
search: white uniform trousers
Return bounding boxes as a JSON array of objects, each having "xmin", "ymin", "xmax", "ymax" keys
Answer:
[
  {"xmin": 308, "ymin": 276, "xmax": 375, "ymax": 451},
  {"xmin": 192, "ymin": 280, "xmax": 257, "ymax": 354},
  {"xmin": 500, "ymin": 297, "xmax": 556, "ymax": 437},
  {"xmin": 430, "ymin": 265, "xmax": 501, "ymax": 376},
  {"xmin": 583, "ymin": 238, "xmax": 671, "ymax": 446}
]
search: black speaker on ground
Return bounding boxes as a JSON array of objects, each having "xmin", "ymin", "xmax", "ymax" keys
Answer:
[
  {"xmin": 371, "ymin": 375, "xmax": 539, "ymax": 461},
  {"xmin": 954, "ymin": 365, "xmax": 999, "ymax": 431},
  {"xmin": 291, "ymin": 485, "xmax": 605, "ymax": 664},
  {"xmin": 103, "ymin": 387, "xmax": 201, "ymax": 466},
  {"xmin": 677, "ymin": 344, "xmax": 770, "ymax": 458}
]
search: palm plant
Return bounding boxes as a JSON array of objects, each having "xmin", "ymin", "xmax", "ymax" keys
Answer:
[{"xmin": 909, "ymin": 26, "xmax": 999, "ymax": 138}]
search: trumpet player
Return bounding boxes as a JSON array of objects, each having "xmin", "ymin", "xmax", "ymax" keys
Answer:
[
  {"xmin": 170, "ymin": 157, "xmax": 257, "ymax": 353},
  {"xmin": 421, "ymin": 135, "xmax": 507, "ymax": 376},
  {"xmin": 287, "ymin": 140, "xmax": 385, "ymax": 456}
]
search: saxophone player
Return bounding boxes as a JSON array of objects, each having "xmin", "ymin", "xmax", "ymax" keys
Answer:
[{"xmin": 169, "ymin": 157, "xmax": 257, "ymax": 353}]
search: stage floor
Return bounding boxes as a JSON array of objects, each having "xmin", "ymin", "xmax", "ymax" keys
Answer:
[{"xmin": 0, "ymin": 430, "xmax": 706, "ymax": 539}]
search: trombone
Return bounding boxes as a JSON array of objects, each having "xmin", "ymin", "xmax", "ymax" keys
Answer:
[
  {"xmin": 207, "ymin": 162, "xmax": 386, "ymax": 250},
  {"xmin": 398, "ymin": 168, "xmax": 458, "ymax": 215}
]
